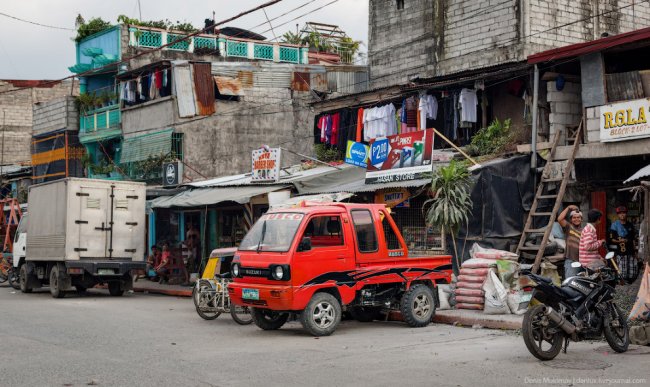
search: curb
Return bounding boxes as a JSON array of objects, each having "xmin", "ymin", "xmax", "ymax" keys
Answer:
[
  {"xmin": 132, "ymin": 286, "xmax": 192, "ymax": 297},
  {"xmin": 387, "ymin": 311, "xmax": 521, "ymax": 330}
]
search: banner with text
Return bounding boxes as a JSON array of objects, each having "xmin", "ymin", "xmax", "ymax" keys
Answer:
[
  {"xmin": 366, "ymin": 129, "xmax": 433, "ymax": 184},
  {"xmin": 251, "ymin": 148, "xmax": 281, "ymax": 182},
  {"xmin": 600, "ymin": 98, "xmax": 650, "ymax": 142},
  {"xmin": 345, "ymin": 140, "xmax": 369, "ymax": 167}
]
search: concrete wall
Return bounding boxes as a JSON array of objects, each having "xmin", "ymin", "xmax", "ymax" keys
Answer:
[
  {"xmin": 585, "ymin": 105, "xmax": 602, "ymax": 142},
  {"xmin": 33, "ymin": 96, "xmax": 79, "ymax": 136},
  {"xmin": 0, "ymin": 80, "xmax": 76, "ymax": 164},
  {"xmin": 122, "ymin": 97, "xmax": 175, "ymax": 136},
  {"xmin": 547, "ymin": 81, "xmax": 582, "ymax": 145}
]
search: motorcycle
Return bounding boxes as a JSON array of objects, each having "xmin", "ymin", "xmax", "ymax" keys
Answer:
[
  {"xmin": 0, "ymin": 254, "xmax": 20, "ymax": 290},
  {"xmin": 521, "ymin": 251, "xmax": 629, "ymax": 360}
]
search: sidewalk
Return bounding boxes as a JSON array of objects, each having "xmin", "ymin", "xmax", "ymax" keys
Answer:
[
  {"xmin": 432, "ymin": 309, "xmax": 523, "ymax": 330},
  {"xmin": 132, "ymin": 279, "xmax": 193, "ymax": 297}
]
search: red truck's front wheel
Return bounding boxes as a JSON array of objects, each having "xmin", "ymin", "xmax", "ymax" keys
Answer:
[
  {"xmin": 301, "ymin": 292, "xmax": 342, "ymax": 336},
  {"xmin": 400, "ymin": 284, "xmax": 435, "ymax": 327}
]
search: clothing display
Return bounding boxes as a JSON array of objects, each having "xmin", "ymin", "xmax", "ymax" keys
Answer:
[
  {"xmin": 363, "ymin": 103, "xmax": 397, "ymax": 141},
  {"xmin": 120, "ymin": 68, "xmax": 173, "ymax": 106},
  {"xmin": 418, "ymin": 94, "xmax": 438, "ymax": 130},
  {"xmin": 459, "ymin": 88, "xmax": 478, "ymax": 123}
]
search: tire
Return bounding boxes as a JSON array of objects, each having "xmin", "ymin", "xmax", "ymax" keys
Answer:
[
  {"xmin": 49, "ymin": 265, "xmax": 65, "ymax": 299},
  {"xmin": 349, "ymin": 306, "xmax": 382, "ymax": 322},
  {"xmin": 603, "ymin": 303, "xmax": 629, "ymax": 353},
  {"xmin": 522, "ymin": 304, "xmax": 564, "ymax": 361},
  {"xmin": 230, "ymin": 304, "xmax": 253, "ymax": 325},
  {"xmin": 300, "ymin": 292, "xmax": 342, "ymax": 336},
  {"xmin": 19, "ymin": 264, "xmax": 32, "ymax": 293},
  {"xmin": 75, "ymin": 285, "xmax": 87, "ymax": 295},
  {"xmin": 251, "ymin": 308, "xmax": 289, "ymax": 331},
  {"xmin": 400, "ymin": 284, "xmax": 435, "ymax": 328},
  {"xmin": 193, "ymin": 284, "xmax": 221, "ymax": 320},
  {"xmin": 108, "ymin": 282, "xmax": 124, "ymax": 297},
  {"xmin": 9, "ymin": 268, "xmax": 21, "ymax": 290}
]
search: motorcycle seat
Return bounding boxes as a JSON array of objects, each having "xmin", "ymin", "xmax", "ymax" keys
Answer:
[{"xmin": 529, "ymin": 273, "xmax": 553, "ymax": 284}]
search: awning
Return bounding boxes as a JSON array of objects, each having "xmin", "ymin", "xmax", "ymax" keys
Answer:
[
  {"xmin": 624, "ymin": 164, "xmax": 650, "ymax": 184},
  {"xmin": 214, "ymin": 76, "xmax": 244, "ymax": 96},
  {"xmin": 149, "ymin": 185, "xmax": 288, "ymax": 209},
  {"xmin": 121, "ymin": 129, "xmax": 173, "ymax": 163},
  {"xmin": 79, "ymin": 128, "xmax": 122, "ymax": 144}
]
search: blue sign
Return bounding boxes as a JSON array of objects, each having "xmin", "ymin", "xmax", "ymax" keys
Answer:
[
  {"xmin": 345, "ymin": 141, "xmax": 369, "ymax": 167},
  {"xmin": 369, "ymin": 137, "xmax": 389, "ymax": 167}
]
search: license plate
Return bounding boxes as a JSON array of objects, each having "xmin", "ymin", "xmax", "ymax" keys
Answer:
[
  {"xmin": 242, "ymin": 288, "xmax": 259, "ymax": 300},
  {"xmin": 98, "ymin": 269, "xmax": 115, "ymax": 275}
]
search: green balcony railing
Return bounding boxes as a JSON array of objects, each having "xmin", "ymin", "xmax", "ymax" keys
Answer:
[{"xmin": 80, "ymin": 104, "xmax": 121, "ymax": 133}]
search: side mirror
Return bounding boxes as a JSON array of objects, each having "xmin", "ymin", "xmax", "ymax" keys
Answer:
[
  {"xmin": 605, "ymin": 251, "xmax": 615, "ymax": 260},
  {"xmin": 571, "ymin": 262, "xmax": 582, "ymax": 268},
  {"xmin": 298, "ymin": 237, "xmax": 312, "ymax": 252}
]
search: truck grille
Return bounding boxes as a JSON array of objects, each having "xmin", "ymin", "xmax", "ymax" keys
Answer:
[{"xmin": 241, "ymin": 267, "xmax": 270, "ymax": 278}]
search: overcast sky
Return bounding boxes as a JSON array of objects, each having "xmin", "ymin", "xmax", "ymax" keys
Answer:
[{"xmin": 0, "ymin": 0, "xmax": 368, "ymax": 80}]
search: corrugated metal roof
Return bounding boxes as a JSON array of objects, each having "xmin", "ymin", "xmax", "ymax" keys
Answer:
[
  {"xmin": 211, "ymin": 62, "xmax": 326, "ymax": 89},
  {"xmin": 624, "ymin": 163, "xmax": 650, "ymax": 184},
  {"xmin": 121, "ymin": 129, "xmax": 173, "ymax": 163},
  {"xmin": 193, "ymin": 62, "xmax": 215, "ymax": 115},
  {"xmin": 173, "ymin": 64, "xmax": 197, "ymax": 117},
  {"xmin": 149, "ymin": 184, "xmax": 288, "ymax": 208}
]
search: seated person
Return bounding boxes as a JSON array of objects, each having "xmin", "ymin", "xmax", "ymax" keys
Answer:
[
  {"xmin": 143, "ymin": 246, "xmax": 161, "ymax": 281},
  {"xmin": 155, "ymin": 243, "xmax": 172, "ymax": 284}
]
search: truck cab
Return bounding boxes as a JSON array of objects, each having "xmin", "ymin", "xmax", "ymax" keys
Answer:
[
  {"xmin": 12, "ymin": 213, "xmax": 28, "ymax": 269},
  {"xmin": 228, "ymin": 202, "xmax": 452, "ymax": 336}
]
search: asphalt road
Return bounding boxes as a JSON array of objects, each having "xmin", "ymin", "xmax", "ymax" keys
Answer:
[{"xmin": 1, "ymin": 284, "xmax": 648, "ymax": 387}]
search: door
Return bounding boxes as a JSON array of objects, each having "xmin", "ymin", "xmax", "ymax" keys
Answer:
[
  {"xmin": 77, "ymin": 186, "xmax": 110, "ymax": 258},
  {"xmin": 111, "ymin": 187, "xmax": 141, "ymax": 259}
]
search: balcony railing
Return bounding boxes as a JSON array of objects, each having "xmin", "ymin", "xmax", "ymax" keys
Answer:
[
  {"xmin": 128, "ymin": 26, "xmax": 308, "ymax": 64},
  {"xmin": 80, "ymin": 104, "xmax": 121, "ymax": 133}
]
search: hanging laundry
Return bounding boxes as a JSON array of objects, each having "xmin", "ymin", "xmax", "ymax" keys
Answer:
[
  {"xmin": 162, "ymin": 69, "xmax": 168, "ymax": 88},
  {"xmin": 136, "ymin": 77, "xmax": 143, "ymax": 100},
  {"xmin": 149, "ymin": 73, "xmax": 156, "ymax": 100},
  {"xmin": 459, "ymin": 88, "xmax": 478, "ymax": 123},
  {"xmin": 405, "ymin": 96, "xmax": 417, "ymax": 132},
  {"xmin": 330, "ymin": 113, "xmax": 340, "ymax": 147},
  {"xmin": 155, "ymin": 70, "xmax": 163, "ymax": 89},
  {"xmin": 356, "ymin": 107, "xmax": 364, "ymax": 143},
  {"xmin": 418, "ymin": 94, "xmax": 438, "ymax": 130}
]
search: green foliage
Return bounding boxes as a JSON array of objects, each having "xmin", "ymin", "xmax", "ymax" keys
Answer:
[
  {"xmin": 75, "ymin": 17, "xmax": 111, "ymax": 42},
  {"xmin": 466, "ymin": 118, "xmax": 513, "ymax": 157},
  {"xmin": 127, "ymin": 153, "xmax": 179, "ymax": 181},
  {"xmin": 425, "ymin": 160, "xmax": 474, "ymax": 269},
  {"xmin": 117, "ymin": 15, "xmax": 197, "ymax": 33},
  {"xmin": 89, "ymin": 159, "xmax": 115, "ymax": 175},
  {"xmin": 74, "ymin": 92, "xmax": 98, "ymax": 114},
  {"xmin": 314, "ymin": 144, "xmax": 341, "ymax": 163},
  {"xmin": 281, "ymin": 31, "xmax": 302, "ymax": 45}
]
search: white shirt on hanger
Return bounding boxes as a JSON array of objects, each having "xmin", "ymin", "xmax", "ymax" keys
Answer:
[{"xmin": 459, "ymin": 89, "xmax": 478, "ymax": 123}]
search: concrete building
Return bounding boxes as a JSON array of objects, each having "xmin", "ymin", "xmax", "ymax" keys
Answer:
[
  {"xmin": 0, "ymin": 79, "xmax": 76, "ymax": 166},
  {"xmin": 368, "ymin": 0, "xmax": 650, "ymax": 89}
]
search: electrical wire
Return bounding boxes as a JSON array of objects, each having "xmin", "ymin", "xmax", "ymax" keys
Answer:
[{"xmin": 0, "ymin": 11, "xmax": 75, "ymax": 31}]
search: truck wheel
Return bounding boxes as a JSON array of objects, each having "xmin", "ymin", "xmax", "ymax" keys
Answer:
[
  {"xmin": 49, "ymin": 265, "xmax": 66, "ymax": 299},
  {"xmin": 250, "ymin": 308, "xmax": 289, "ymax": 330},
  {"xmin": 350, "ymin": 306, "xmax": 382, "ymax": 322},
  {"xmin": 400, "ymin": 284, "xmax": 435, "ymax": 328},
  {"xmin": 19, "ymin": 264, "xmax": 32, "ymax": 293},
  {"xmin": 108, "ymin": 282, "xmax": 124, "ymax": 297},
  {"xmin": 300, "ymin": 292, "xmax": 342, "ymax": 336},
  {"xmin": 9, "ymin": 268, "xmax": 21, "ymax": 290}
]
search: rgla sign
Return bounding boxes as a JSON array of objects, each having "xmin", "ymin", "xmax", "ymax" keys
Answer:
[{"xmin": 600, "ymin": 98, "xmax": 650, "ymax": 142}]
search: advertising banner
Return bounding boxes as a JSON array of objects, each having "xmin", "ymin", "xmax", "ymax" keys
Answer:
[
  {"xmin": 600, "ymin": 98, "xmax": 650, "ymax": 142},
  {"xmin": 375, "ymin": 187, "xmax": 411, "ymax": 208},
  {"xmin": 366, "ymin": 129, "xmax": 434, "ymax": 184},
  {"xmin": 251, "ymin": 148, "xmax": 281, "ymax": 182},
  {"xmin": 344, "ymin": 140, "xmax": 369, "ymax": 167}
]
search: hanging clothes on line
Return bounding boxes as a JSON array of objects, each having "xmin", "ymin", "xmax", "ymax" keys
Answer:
[
  {"xmin": 363, "ymin": 103, "xmax": 397, "ymax": 142},
  {"xmin": 459, "ymin": 88, "xmax": 478, "ymax": 123},
  {"xmin": 418, "ymin": 94, "xmax": 438, "ymax": 130}
]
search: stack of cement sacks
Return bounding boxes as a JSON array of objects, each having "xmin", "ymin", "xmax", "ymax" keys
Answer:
[{"xmin": 454, "ymin": 244, "xmax": 519, "ymax": 311}]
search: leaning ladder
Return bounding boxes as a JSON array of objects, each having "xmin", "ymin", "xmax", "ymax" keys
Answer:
[{"xmin": 515, "ymin": 120, "xmax": 583, "ymax": 273}]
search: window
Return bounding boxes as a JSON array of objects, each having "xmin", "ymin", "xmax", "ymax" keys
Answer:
[
  {"xmin": 351, "ymin": 210, "xmax": 378, "ymax": 252},
  {"xmin": 381, "ymin": 213, "xmax": 401, "ymax": 250},
  {"xmin": 396, "ymin": 0, "xmax": 404, "ymax": 10},
  {"xmin": 302, "ymin": 216, "xmax": 344, "ymax": 248},
  {"xmin": 172, "ymin": 133, "xmax": 184, "ymax": 161}
]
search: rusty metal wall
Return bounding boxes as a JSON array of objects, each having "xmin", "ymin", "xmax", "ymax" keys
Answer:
[
  {"xmin": 606, "ymin": 71, "xmax": 645, "ymax": 102},
  {"xmin": 192, "ymin": 62, "xmax": 216, "ymax": 116}
]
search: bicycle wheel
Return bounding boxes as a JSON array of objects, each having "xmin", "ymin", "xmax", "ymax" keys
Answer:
[
  {"xmin": 193, "ymin": 281, "xmax": 221, "ymax": 320},
  {"xmin": 230, "ymin": 304, "xmax": 253, "ymax": 325}
]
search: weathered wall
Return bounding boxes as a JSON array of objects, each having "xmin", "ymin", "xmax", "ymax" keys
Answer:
[
  {"xmin": 174, "ymin": 88, "xmax": 314, "ymax": 180},
  {"xmin": 122, "ymin": 97, "xmax": 175, "ymax": 136},
  {"xmin": 33, "ymin": 96, "xmax": 79, "ymax": 136},
  {"xmin": 0, "ymin": 80, "xmax": 76, "ymax": 165},
  {"xmin": 547, "ymin": 81, "xmax": 582, "ymax": 144}
]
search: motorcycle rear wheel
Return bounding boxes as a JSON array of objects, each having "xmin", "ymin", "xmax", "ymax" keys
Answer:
[
  {"xmin": 522, "ymin": 304, "xmax": 565, "ymax": 361},
  {"xmin": 603, "ymin": 303, "xmax": 629, "ymax": 353}
]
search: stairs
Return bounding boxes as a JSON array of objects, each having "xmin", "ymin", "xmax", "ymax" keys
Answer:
[{"xmin": 516, "ymin": 121, "xmax": 583, "ymax": 273}]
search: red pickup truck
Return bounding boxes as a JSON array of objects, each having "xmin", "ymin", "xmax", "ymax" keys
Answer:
[{"xmin": 228, "ymin": 202, "xmax": 452, "ymax": 336}]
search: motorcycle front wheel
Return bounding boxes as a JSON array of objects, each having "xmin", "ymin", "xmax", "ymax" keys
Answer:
[
  {"xmin": 603, "ymin": 303, "xmax": 629, "ymax": 353},
  {"xmin": 522, "ymin": 304, "xmax": 565, "ymax": 361}
]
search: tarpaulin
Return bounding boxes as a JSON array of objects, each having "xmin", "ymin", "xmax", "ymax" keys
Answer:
[
  {"xmin": 149, "ymin": 185, "xmax": 288, "ymax": 209},
  {"xmin": 453, "ymin": 155, "xmax": 536, "ymax": 259}
]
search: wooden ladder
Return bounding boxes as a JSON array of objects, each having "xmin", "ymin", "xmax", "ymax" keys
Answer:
[{"xmin": 515, "ymin": 120, "xmax": 583, "ymax": 273}]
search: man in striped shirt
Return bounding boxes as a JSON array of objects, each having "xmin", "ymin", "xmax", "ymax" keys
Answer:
[
  {"xmin": 558, "ymin": 205, "xmax": 583, "ymax": 278},
  {"xmin": 579, "ymin": 209, "xmax": 605, "ymax": 267}
]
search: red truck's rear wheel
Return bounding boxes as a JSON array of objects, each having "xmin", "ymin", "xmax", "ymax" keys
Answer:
[
  {"xmin": 301, "ymin": 292, "xmax": 342, "ymax": 336},
  {"xmin": 251, "ymin": 308, "xmax": 289, "ymax": 330},
  {"xmin": 400, "ymin": 284, "xmax": 435, "ymax": 327}
]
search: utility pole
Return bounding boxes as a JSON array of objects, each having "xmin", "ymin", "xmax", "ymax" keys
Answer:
[
  {"xmin": 137, "ymin": 0, "xmax": 142, "ymax": 20},
  {"xmin": 1, "ymin": 110, "xmax": 5, "ymax": 196}
]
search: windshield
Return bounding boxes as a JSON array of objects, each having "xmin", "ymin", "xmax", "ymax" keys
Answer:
[{"xmin": 239, "ymin": 213, "xmax": 304, "ymax": 252}]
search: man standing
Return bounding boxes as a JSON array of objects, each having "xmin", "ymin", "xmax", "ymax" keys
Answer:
[
  {"xmin": 579, "ymin": 209, "xmax": 606, "ymax": 268},
  {"xmin": 185, "ymin": 224, "xmax": 201, "ymax": 274},
  {"xmin": 609, "ymin": 206, "xmax": 638, "ymax": 282},
  {"xmin": 558, "ymin": 205, "xmax": 583, "ymax": 278}
]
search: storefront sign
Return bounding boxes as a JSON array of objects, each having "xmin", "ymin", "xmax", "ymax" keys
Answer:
[
  {"xmin": 162, "ymin": 161, "xmax": 183, "ymax": 186},
  {"xmin": 375, "ymin": 188, "xmax": 411, "ymax": 208},
  {"xmin": 600, "ymin": 98, "xmax": 650, "ymax": 142},
  {"xmin": 366, "ymin": 129, "xmax": 433, "ymax": 184},
  {"xmin": 251, "ymin": 148, "xmax": 281, "ymax": 182},
  {"xmin": 344, "ymin": 140, "xmax": 369, "ymax": 167}
]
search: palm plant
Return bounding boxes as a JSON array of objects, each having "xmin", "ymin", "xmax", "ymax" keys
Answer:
[
  {"xmin": 425, "ymin": 160, "xmax": 473, "ymax": 273},
  {"xmin": 281, "ymin": 31, "xmax": 302, "ymax": 45}
]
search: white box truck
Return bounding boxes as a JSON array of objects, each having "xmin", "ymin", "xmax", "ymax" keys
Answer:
[{"xmin": 19, "ymin": 178, "xmax": 147, "ymax": 298}]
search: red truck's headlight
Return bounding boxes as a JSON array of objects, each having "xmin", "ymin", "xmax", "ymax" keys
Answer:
[
  {"xmin": 269, "ymin": 264, "xmax": 290, "ymax": 281},
  {"xmin": 231, "ymin": 263, "xmax": 240, "ymax": 278}
]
